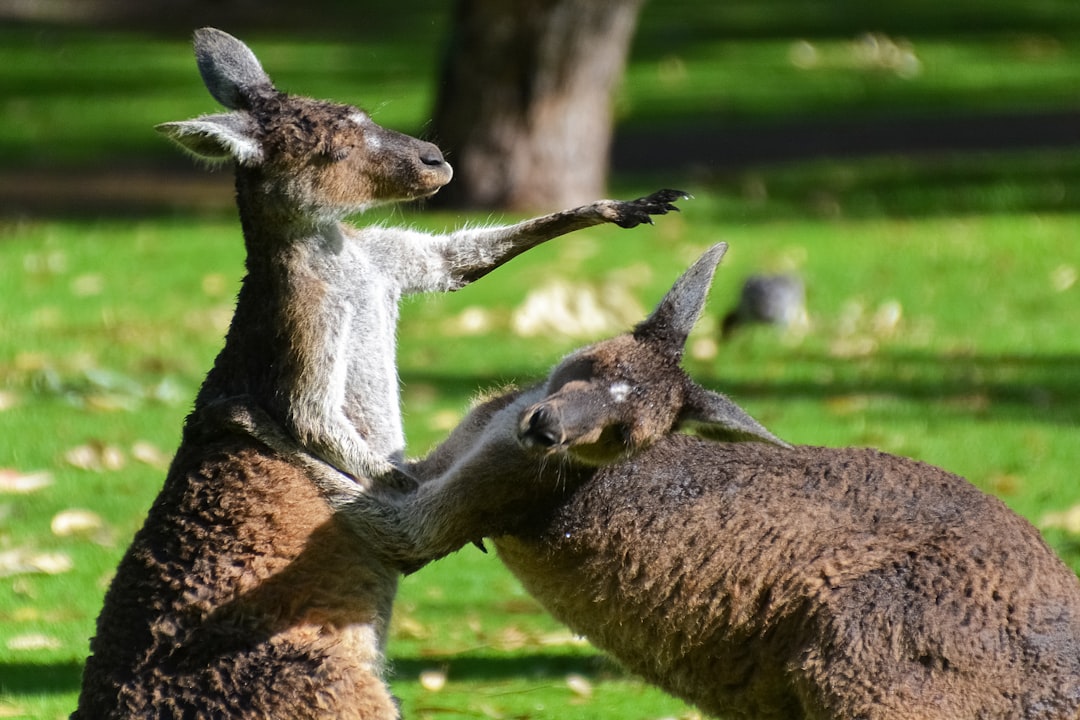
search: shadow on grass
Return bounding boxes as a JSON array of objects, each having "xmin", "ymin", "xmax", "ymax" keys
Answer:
[
  {"xmin": 390, "ymin": 653, "xmax": 622, "ymax": 682},
  {"xmin": 702, "ymin": 350, "xmax": 1080, "ymax": 426},
  {"xmin": 0, "ymin": 660, "xmax": 83, "ymax": 695},
  {"xmin": 0, "ymin": 656, "xmax": 622, "ymax": 697},
  {"xmin": 404, "ymin": 350, "xmax": 1080, "ymax": 427}
]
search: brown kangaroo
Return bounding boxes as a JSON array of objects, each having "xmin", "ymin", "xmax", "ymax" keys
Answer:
[{"xmin": 74, "ymin": 27, "xmax": 685, "ymax": 719}]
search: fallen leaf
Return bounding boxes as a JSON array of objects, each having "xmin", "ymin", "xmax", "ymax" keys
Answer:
[
  {"xmin": 872, "ymin": 300, "xmax": 903, "ymax": 337},
  {"xmin": 493, "ymin": 626, "xmax": 530, "ymax": 651},
  {"xmin": 131, "ymin": 441, "xmax": 170, "ymax": 468},
  {"xmin": 7, "ymin": 633, "xmax": 62, "ymax": 651},
  {"xmin": 0, "ymin": 469, "xmax": 52, "ymax": 494},
  {"xmin": 393, "ymin": 615, "xmax": 430, "ymax": 641},
  {"xmin": 539, "ymin": 630, "xmax": 589, "ymax": 648},
  {"xmin": 0, "ymin": 549, "xmax": 73, "ymax": 578},
  {"xmin": 64, "ymin": 442, "xmax": 125, "ymax": 472},
  {"xmin": 419, "ymin": 669, "xmax": 447, "ymax": 692},
  {"xmin": 51, "ymin": 509, "xmax": 104, "ymax": 537},
  {"xmin": 565, "ymin": 673, "xmax": 593, "ymax": 698},
  {"xmin": 690, "ymin": 336, "xmax": 718, "ymax": 361},
  {"xmin": 511, "ymin": 280, "xmax": 643, "ymax": 339},
  {"xmin": 1040, "ymin": 504, "xmax": 1080, "ymax": 534},
  {"xmin": 1050, "ymin": 264, "xmax": 1077, "ymax": 292},
  {"xmin": 447, "ymin": 306, "xmax": 495, "ymax": 336}
]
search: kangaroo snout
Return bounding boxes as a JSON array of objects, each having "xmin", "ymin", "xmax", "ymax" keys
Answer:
[
  {"xmin": 518, "ymin": 397, "xmax": 630, "ymax": 467},
  {"xmin": 418, "ymin": 142, "xmax": 449, "ymax": 168},
  {"xmin": 518, "ymin": 404, "xmax": 563, "ymax": 450},
  {"xmin": 410, "ymin": 139, "xmax": 453, "ymax": 193}
]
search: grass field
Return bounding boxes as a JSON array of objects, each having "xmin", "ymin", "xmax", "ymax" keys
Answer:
[{"xmin": 2, "ymin": 4, "xmax": 1080, "ymax": 718}]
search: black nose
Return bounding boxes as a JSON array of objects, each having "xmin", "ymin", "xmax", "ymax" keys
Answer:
[
  {"xmin": 419, "ymin": 144, "xmax": 446, "ymax": 167},
  {"xmin": 521, "ymin": 406, "xmax": 561, "ymax": 448}
]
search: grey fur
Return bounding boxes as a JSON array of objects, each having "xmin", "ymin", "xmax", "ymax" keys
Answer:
[
  {"xmin": 193, "ymin": 27, "xmax": 274, "ymax": 109},
  {"xmin": 76, "ymin": 27, "xmax": 686, "ymax": 717}
]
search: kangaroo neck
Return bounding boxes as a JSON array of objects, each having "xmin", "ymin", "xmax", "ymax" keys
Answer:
[{"xmin": 193, "ymin": 171, "xmax": 337, "ymax": 412}]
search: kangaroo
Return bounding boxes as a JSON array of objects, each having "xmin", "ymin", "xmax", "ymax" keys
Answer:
[
  {"xmin": 74, "ymin": 27, "xmax": 685, "ymax": 718},
  {"xmin": 253, "ymin": 244, "xmax": 1080, "ymax": 719}
]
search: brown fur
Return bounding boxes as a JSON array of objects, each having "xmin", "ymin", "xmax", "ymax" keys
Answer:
[
  {"xmin": 74, "ymin": 420, "xmax": 400, "ymax": 718},
  {"xmin": 496, "ymin": 438, "xmax": 1080, "ymax": 719}
]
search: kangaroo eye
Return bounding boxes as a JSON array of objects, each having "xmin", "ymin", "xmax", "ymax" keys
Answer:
[{"xmin": 547, "ymin": 358, "xmax": 595, "ymax": 393}]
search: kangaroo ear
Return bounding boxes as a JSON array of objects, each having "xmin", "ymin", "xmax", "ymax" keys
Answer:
[
  {"xmin": 677, "ymin": 384, "xmax": 791, "ymax": 448},
  {"xmin": 156, "ymin": 113, "xmax": 263, "ymax": 165},
  {"xmin": 193, "ymin": 27, "xmax": 275, "ymax": 110},
  {"xmin": 634, "ymin": 243, "xmax": 728, "ymax": 359}
]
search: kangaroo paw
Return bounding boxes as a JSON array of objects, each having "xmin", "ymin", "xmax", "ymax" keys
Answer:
[{"xmin": 608, "ymin": 188, "xmax": 691, "ymax": 229}]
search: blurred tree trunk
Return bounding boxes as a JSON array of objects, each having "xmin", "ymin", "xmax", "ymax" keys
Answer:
[{"xmin": 430, "ymin": 0, "xmax": 645, "ymax": 211}]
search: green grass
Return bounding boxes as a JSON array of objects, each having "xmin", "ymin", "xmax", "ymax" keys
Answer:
[{"xmin": 2, "ymin": 4, "xmax": 1080, "ymax": 717}]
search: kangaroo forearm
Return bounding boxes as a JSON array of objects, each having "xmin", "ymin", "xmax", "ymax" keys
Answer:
[
  {"xmin": 444, "ymin": 206, "xmax": 608, "ymax": 285},
  {"xmin": 444, "ymin": 190, "xmax": 686, "ymax": 285}
]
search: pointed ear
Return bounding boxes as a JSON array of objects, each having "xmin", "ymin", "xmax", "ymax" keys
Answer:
[
  {"xmin": 193, "ymin": 27, "xmax": 275, "ymax": 110},
  {"xmin": 634, "ymin": 243, "xmax": 728, "ymax": 359},
  {"xmin": 677, "ymin": 384, "xmax": 790, "ymax": 448},
  {"xmin": 156, "ymin": 113, "xmax": 263, "ymax": 165}
]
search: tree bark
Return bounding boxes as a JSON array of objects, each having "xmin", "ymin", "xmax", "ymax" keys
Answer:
[{"xmin": 430, "ymin": 0, "xmax": 645, "ymax": 211}]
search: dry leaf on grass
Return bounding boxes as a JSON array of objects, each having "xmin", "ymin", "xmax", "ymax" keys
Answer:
[
  {"xmin": 64, "ymin": 442, "xmax": 125, "ymax": 472},
  {"xmin": 131, "ymin": 440, "xmax": 170, "ymax": 468},
  {"xmin": 565, "ymin": 673, "xmax": 593, "ymax": 698},
  {"xmin": 51, "ymin": 509, "xmax": 104, "ymax": 537},
  {"xmin": 0, "ymin": 469, "xmax": 52, "ymax": 494},
  {"xmin": 539, "ymin": 630, "xmax": 589, "ymax": 648},
  {"xmin": 419, "ymin": 668, "xmax": 448, "ymax": 692},
  {"xmin": 392, "ymin": 614, "xmax": 431, "ymax": 641},
  {"xmin": 0, "ymin": 549, "xmax": 73, "ymax": 578},
  {"xmin": 7, "ymin": 633, "xmax": 62, "ymax": 651},
  {"xmin": 1041, "ymin": 504, "xmax": 1080, "ymax": 534},
  {"xmin": 511, "ymin": 280, "xmax": 644, "ymax": 340},
  {"xmin": 0, "ymin": 390, "xmax": 19, "ymax": 412}
]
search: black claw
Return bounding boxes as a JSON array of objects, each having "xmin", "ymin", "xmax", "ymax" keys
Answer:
[
  {"xmin": 611, "ymin": 188, "xmax": 690, "ymax": 228},
  {"xmin": 649, "ymin": 188, "xmax": 692, "ymax": 203},
  {"xmin": 472, "ymin": 539, "xmax": 488, "ymax": 553}
]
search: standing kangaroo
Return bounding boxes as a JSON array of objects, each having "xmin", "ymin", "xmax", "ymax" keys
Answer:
[
  {"xmin": 266, "ymin": 244, "xmax": 1080, "ymax": 719},
  {"xmin": 74, "ymin": 27, "xmax": 684, "ymax": 718}
]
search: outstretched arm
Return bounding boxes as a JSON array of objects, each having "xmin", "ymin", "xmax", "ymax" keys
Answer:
[
  {"xmin": 379, "ymin": 189, "xmax": 688, "ymax": 292},
  {"xmin": 443, "ymin": 189, "xmax": 689, "ymax": 286}
]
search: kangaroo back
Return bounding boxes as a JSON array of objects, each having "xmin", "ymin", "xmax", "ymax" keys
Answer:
[{"xmin": 496, "ymin": 437, "xmax": 1080, "ymax": 719}]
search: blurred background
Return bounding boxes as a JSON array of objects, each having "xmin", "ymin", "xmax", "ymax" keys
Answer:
[{"xmin": 3, "ymin": 0, "xmax": 1080, "ymax": 216}]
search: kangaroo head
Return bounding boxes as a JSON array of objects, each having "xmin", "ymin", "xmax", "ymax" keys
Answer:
[
  {"xmin": 156, "ymin": 28, "xmax": 452, "ymax": 222},
  {"xmin": 518, "ymin": 243, "xmax": 789, "ymax": 466}
]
